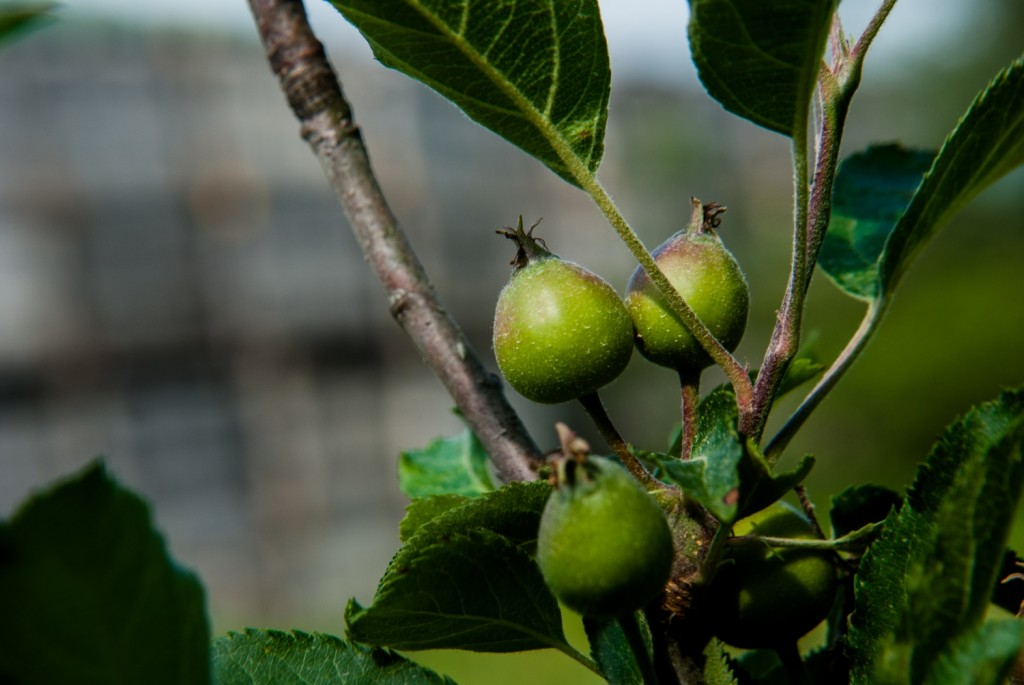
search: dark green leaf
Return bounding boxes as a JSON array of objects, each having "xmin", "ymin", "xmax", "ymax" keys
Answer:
[
  {"xmin": 702, "ymin": 638, "xmax": 739, "ymax": 685},
  {"xmin": 829, "ymin": 483, "xmax": 902, "ymax": 538},
  {"xmin": 0, "ymin": 462, "xmax": 210, "ymax": 685},
  {"xmin": 688, "ymin": 0, "xmax": 837, "ymax": 136},
  {"xmin": 655, "ymin": 385, "xmax": 813, "ymax": 523},
  {"xmin": 848, "ymin": 388, "xmax": 1024, "ymax": 685},
  {"xmin": 823, "ymin": 59, "xmax": 1024, "ymax": 303},
  {"xmin": 775, "ymin": 355, "xmax": 826, "ymax": 398},
  {"xmin": 346, "ymin": 482, "xmax": 568, "ymax": 656},
  {"xmin": 738, "ymin": 450, "xmax": 815, "ymax": 520},
  {"xmin": 212, "ymin": 629, "xmax": 454, "ymax": 685},
  {"xmin": 399, "ymin": 429, "xmax": 496, "ymax": 498},
  {"xmin": 346, "ymin": 529, "xmax": 571, "ymax": 654},
  {"xmin": 819, "ymin": 144, "xmax": 935, "ymax": 301},
  {"xmin": 924, "ymin": 620, "xmax": 1024, "ymax": 685},
  {"xmin": 401, "ymin": 480, "xmax": 550, "ymax": 550},
  {"xmin": 0, "ymin": 2, "xmax": 56, "ymax": 45},
  {"xmin": 399, "ymin": 494, "xmax": 470, "ymax": 542},
  {"xmin": 656, "ymin": 385, "xmax": 746, "ymax": 522},
  {"xmin": 880, "ymin": 56, "xmax": 1024, "ymax": 296},
  {"xmin": 328, "ymin": 0, "xmax": 610, "ymax": 187},
  {"xmin": 583, "ymin": 616, "xmax": 648, "ymax": 685},
  {"xmin": 734, "ymin": 650, "xmax": 788, "ymax": 685}
]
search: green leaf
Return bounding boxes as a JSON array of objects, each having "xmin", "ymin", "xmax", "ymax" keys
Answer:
[
  {"xmin": 399, "ymin": 494, "xmax": 470, "ymax": 542},
  {"xmin": 738, "ymin": 449, "xmax": 815, "ymax": 520},
  {"xmin": 346, "ymin": 529, "xmax": 571, "ymax": 654},
  {"xmin": 399, "ymin": 429, "xmax": 496, "ymax": 498},
  {"xmin": 655, "ymin": 385, "xmax": 813, "ymax": 523},
  {"xmin": 328, "ymin": 0, "xmax": 610, "ymax": 187},
  {"xmin": 212, "ymin": 629, "xmax": 455, "ymax": 685},
  {"xmin": 0, "ymin": 462, "xmax": 210, "ymax": 685},
  {"xmin": 925, "ymin": 620, "xmax": 1024, "ymax": 685},
  {"xmin": 583, "ymin": 615, "xmax": 652, "ymax": 685},
  {"xmin": 688, "ymin": 0, "xmax": 838, "ymax": 136},
  {"xmin": 346, "ymin": 482, "xmax": 574, "ymax": 657},
  {"xmin": 880, "ymin": 56, "xmax": 1024, "ymax": 295},
  {"xmin": 401, "ymin": 480, "xmax": 551, "ymax": 550},
  {"xmin": 819, "ymin": 144, "xmax": 935, "ymax": 301},
  {"xmin": 0, "ymin": 2, "xmax": 56, "ymax": 46},
  {"xmin": 775, "ymin": 355, "xmax": 826, "ymax": 399},
  {"xmin": 829, "ymin": 483, "xmax": 902, "ymax": 538},
  {"xmin": 702, "ymin": 638, "xmax": 740, "ymax": 685},
  {"xmin": 821, "ymin": 58, "xmax": 1024, "ymax": 303},
  {"xmin": 656, "ymin": 385, "xmax": 747, "ymax": 522},
  {"xmin": 848, "ymin": 387, "xmax": 1024, "ymax": 685}
]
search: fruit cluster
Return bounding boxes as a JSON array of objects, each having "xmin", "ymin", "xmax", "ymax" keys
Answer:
[
  {"xmin": 492, "ymin": 206, "xmax": 835, "ymax": 646},
  {"xmin": 492, "ymin": 203, "xmax": 749, "ymax": 404}
]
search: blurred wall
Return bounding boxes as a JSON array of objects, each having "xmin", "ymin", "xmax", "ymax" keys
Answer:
[{"xmin": 1, "ymin": 4, "xmax": 1022, "ymax": 641}]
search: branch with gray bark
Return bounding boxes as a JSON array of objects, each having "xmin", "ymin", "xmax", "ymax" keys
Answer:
[{"xmin": 247, "ymin": 0, "xmax": 542, "ymax": 482}]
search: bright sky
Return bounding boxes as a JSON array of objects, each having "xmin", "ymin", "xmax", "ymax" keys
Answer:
[{"xmin": 67, "ymin": 0, "xmax": 972, "ymax": 86}]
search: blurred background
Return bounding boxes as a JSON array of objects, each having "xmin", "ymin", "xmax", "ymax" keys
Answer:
[{"xmin": 1, "ymin": 0, "xmax": 1022, "ymax": 681}]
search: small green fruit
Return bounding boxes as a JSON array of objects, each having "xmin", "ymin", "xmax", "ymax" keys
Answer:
[
  {"xmin": 626, "ymin": 199, "xmax": 749, "ymax": 374},
  {"xmin": 493, "ymin": 219, "xmax": 633, "ymax": 404},
  {"xmin": 536, "ymin": 456, "xmax": 674, "ymax": 618},
  {"xmin": 709, "ymin": 501, "xmax": 838, "ymax": 649}
]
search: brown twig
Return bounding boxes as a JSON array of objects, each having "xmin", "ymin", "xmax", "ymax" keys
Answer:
[{"xmin": 246, "ymin": 0, "xmax": 542, "ymax": 482}]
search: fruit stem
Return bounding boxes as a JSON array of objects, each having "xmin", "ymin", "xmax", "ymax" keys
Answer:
[
  {"xmin": 557, "ymin": 170, "xmax": 754, "ymax": 414},
  {"xmin": 727, "ymin": 522, "xmax": 883, "ymax": 552},
  {"xmin": 794, "ymin": 484, "xmax": 827, "ymax": 540},
  {"xmin": 617, "ymin": 611, "xmax": 661, "ymax": 685},
  {"xmin": 745, "ymin": 29, "xmax": 859, "ymax": 443},
  {"xmin": 578, "ymin": 392, "xmax": 660, "ymax": 489},
  {"xmin": 677, "ymin": 372, "xmax": 700, "ymax": 462}
]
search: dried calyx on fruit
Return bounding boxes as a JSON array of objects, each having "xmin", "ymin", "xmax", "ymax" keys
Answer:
[
  {"xmin": 493, "ymin": 218, "xmax": 633, "ymax": 404},
  {"xmin": 626, "ymin": 198, "xmax": 749, "ymax": 376},
  {"xmin": 536, "ymin": 425, "xmax": 674, "ymax": 618}
]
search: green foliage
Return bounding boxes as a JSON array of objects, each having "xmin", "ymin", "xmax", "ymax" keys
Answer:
[
  {"xmin": 819, "ymin": 144, "xmax": 935, "ymax": 301},
  {"xmin": 687, "ymin": 0, "xmax": 837, "ymax": 136},
  {"xmin": 879, "ymin": 56, "xmax": 1024, "ymax": 296},
  {"xmin": 583, "ymin": 616, "xmax": 651, "ymax": 685},
  {"xmin": 701, "ymin": 639, "xmax": 739, "ymax": 685},
  {"xmin": 0, "ymin": 2, "xmax": 55, "ymax": 46},
  {"xmin": 327, "ymin": 0, "xmax": 610, "ymax": 187},
  {"xmin": 344, "ymin": 482, "xmax": 595, "ymax": 660},
  {"xmin": 0, "ymin": 463, "xmax": 210, "ymax": 685},
  {"xmin": 829, "ymin": 483, "xmax": 902, "ymax": 538},
  {"xmin": 346, "ymin": 528, "xmax": 571, "ymax": 653},
  {"xmin": 655, "ymin": 385, "xmax": 814, "ymax": 523},
  {"xmin": 774, "ymin": 354, "xmax": 826, "ymax": 399},
  {"xmin": 923, "ymin": 621, "xmax": 1024, "ymax": 685},
  {"xmin": 212, "ymin": 629, "xmax": 454, "ymax": 685},
  {"xmin": 848, "ymin": 388, "xmax": 1024, "ymax": 684},
  {"xmin": 399, "ymin": 428, "xmax": 496, "ymax": 498},
  {"xmin": 399, "ymin": 494, "xmax": 470, "ymax": 541},
  {"xmin": 821, "ymin": 57, "xmax": 1024, "ymax": 304}
]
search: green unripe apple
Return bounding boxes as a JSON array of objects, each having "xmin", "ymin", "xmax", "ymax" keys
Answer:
[
  {"xmin": 536, "ymin": 456, "xmax": 674, "ymax": 618},
  {"xmin": 709, "ymin": 501, "xmax": 838, "ymax": 649},
  {"xmin": 493, "ymin": 219, "xmax": 633, "ymax": 404},
  {"xmin": 625, "ymin": 200, "xmax": 749, "ymax": 374}
]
